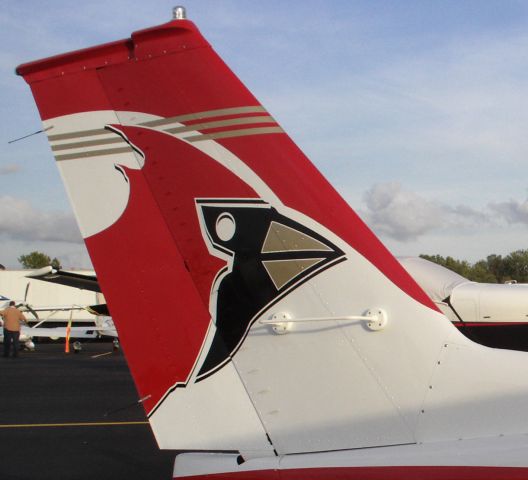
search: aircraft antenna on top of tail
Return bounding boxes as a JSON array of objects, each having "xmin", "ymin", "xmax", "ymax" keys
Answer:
[{"xmin": 173, "ymin": 6, "xmax": 187, "ymax": 20}]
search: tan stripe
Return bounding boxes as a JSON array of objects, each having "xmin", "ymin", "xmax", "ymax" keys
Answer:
[
  {"xmin": 46, "ymin": 107, "xmax": 268, "ymax": 142},
  {"xmin": 186, "ymin": 126, "xmax": 284, "ymax": 143},
  {"xmin": 51, "ymin": 137, "xmax": 126, "ymax": 151},
  {"xmin": 0, "ymin": 421, "xmax": 149, "ymax": 429},
  {"xmin": 48, "ymin": 128, "xmax": 108, "ymax": 141},
  {"xmin": 141, "ymin": 106, "xmax": 267, "ymax": 128},
  {"xmin": 165, "ymin": 115, "xmax": 275, "ymax": 135},
  {"xmin": 55, "ymin": 146, "xmax": 134, "ymax": 161}
]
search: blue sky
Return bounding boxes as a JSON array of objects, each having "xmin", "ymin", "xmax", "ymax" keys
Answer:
[{"xmin": 1, "ymin": 0, "xmax": 527, "ymax": 268}]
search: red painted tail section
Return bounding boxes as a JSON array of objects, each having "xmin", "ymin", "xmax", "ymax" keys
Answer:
[{"xmin": 17, "ymin": 18, "xmax": 436, "ymax": 415}]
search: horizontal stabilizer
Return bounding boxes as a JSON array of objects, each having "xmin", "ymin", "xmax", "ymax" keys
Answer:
[{"xmin": 26, "ymin": 266, "xmax": 100, "ymax": 292}]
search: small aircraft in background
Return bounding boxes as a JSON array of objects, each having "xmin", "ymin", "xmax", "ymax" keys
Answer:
[
  {"xmin": 399, "ymin": 256, "xmax": 528, "ymax": 351},
  {"xmin": 25, "ymin": 266, "xmax": 118, "ymax": 341},
  {"xmin": 0, "ymin": 269, "xmax": 118, "ymax": 350},
  {"xmin": 0, "ymin": 296, "xmax": 99, "ymax": 350},
  {"xmin": 0, "ymin": 281, "xmax": 87, "ymax": 321}
]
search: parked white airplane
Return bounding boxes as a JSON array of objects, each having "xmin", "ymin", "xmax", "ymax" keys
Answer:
[
  {"xmin": 26, "ymin": 267, "xmax": 117, "ymax": 339},
  {"xmin": 0, "ymin": 291, "xmax": 100, "ymax": 349},
  {"xmin": 399, "ymin": 256, "xmax": 528, "ymax": 351},
  {"xmin": 0, "ymin": 300, "xmax": 98, "ymax": 350},
  {"xmin": 17, "ymin": 6, "xmax": 528, "ymax": 479},
  {"xmin": 1, "ymin": 274, "xmax": 115, "ymax": 348}
]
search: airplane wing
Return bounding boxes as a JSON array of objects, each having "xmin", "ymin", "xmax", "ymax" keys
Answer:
[
  {"xmin": 17, "ymin": 8, "xmax": 528, "ymax": 478},
  {"xmin": 26, "ymin": 266, "xmax": 110, "ymax": 316},
  {"xmin": 26, "ymin": 266, "xmax": 101, "ymax": 292},
  {"xmin": 26, "ymin": 267, "xmax": 108, "ymax": 316},
  {"xmin": 0, "ymin": 325, "xmax": 98, "ymax": 342},
  {"xmin": 20, "ymin": 305, "xmax": 87, "ymax": 313},
  {"xmin": 22, "ymin": 326, "xmax": 98, "ymax": 339}
]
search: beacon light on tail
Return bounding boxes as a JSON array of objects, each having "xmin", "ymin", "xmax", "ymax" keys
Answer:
[{"xmin": 17, "ymin": 6, "xmax": 528, "ymax": 479}]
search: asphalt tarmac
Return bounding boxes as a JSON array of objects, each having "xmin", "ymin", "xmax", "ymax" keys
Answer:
[{"xmin": 0, "ymin": 341, "xmax": 176, "ymax": 480}]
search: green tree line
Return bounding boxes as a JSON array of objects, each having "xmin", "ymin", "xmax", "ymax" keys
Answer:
[
  {"xmin": 18, "ymin": 251, "xmax": 62, "ymax": 270},
  {"xmin": 420, "ymin": 249, "xmax": 528, "ymax": 283}
]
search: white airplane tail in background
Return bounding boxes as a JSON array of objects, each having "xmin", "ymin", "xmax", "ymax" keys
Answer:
[{"xmin": 17, "ymin": 8, "xmax": 528, "ymax": 478}]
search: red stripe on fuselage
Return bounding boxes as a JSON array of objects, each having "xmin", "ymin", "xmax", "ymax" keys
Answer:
[
  {"xmin": 453, "ymin": 322, "xmax": 528, "ymax": 327},
  {"xmin": 175, "ymin": 465, "xmax": 528, "ymax": 480}
]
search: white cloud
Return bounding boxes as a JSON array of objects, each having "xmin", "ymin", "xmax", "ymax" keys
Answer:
[
  {"xmin": 362, "ymin": 182, "xmax": 490, "ymax": 241},
  {"xmin": 0, "ymin": 195, "xmax": 82, "ymax": 243},
  {"xmin": 0, "ymin": 164, "xmax": 20, "ymax": 175},
  {"xmin": 489, "ymin": 197, "xmax": 528, "ymax": 225}
]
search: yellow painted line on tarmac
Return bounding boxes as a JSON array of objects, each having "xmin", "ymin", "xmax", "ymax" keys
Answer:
[
  {"xmin": 0, "ymin": 421, "xmax": 149, "ymax": 429},
  {"xmin": 91, "ymin": 351, "xmax": 113, "ymax": 358}
]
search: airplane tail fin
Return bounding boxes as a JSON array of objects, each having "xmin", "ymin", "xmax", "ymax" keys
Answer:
[{"xmin": 17, "ymin": 11, "xmax": 528, "ymax": 459}]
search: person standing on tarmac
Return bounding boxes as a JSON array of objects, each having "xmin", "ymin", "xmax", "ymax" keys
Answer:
[{"xmin": 0, "ymin": 301, "xmax": 28, "ymax": 358}]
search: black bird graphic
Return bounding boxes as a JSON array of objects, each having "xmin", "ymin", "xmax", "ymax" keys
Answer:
[{"xmin": 195, "ymin": 199, "xmax": 346, "ymax": 381}]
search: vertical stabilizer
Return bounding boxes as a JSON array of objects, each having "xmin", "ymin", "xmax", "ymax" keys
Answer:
[{"xmin": 17, "ymin": 11, "xmax": 528, "ymax": 460}]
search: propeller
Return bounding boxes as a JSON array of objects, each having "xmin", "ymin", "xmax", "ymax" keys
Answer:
[
  {"xmin": 24, "ymin": 282, "xmax": 30, "ymax": 303},
  {"xmin": 86, "ymin": 303, "xmax": 110, "ymax": 316},
  {"xmin": 16, "ymin": 282, "xmax": 39, "ymax": 321},
  {"xmin": 24, "ymin": 304, "xmax": 40, "ymax": 321}
]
